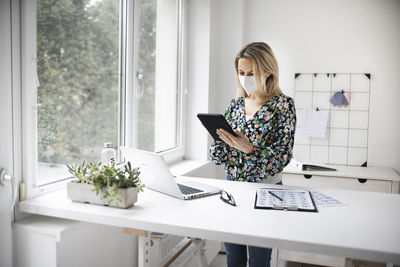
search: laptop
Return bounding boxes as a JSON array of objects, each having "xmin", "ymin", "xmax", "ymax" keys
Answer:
[{"xmin": 120, "ymin": 147, "xmax": 221, "ymax": 200}]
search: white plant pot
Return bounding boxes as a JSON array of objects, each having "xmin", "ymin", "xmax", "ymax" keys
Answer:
[{"xmin": 67, "ymin": 182, "xmax": 138, "ymax": 209}]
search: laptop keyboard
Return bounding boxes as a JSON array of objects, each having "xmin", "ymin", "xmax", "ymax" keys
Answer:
[{"xmin": 177, "ymin": 183, "xmax": 204, "ymax": 195}]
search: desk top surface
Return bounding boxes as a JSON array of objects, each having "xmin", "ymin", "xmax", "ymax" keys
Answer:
[{"xmin": 19, "ymin": 177, "xmax": 400, "ymax": 264}]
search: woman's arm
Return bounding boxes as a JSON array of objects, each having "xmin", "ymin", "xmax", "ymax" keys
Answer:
[
  {"xmin": 210, "ymin": 140, "xmax": 229, "ymax": 165},
  {"xmin": 246, "ymin": 98, "xmax": 296, "ymax": 176},
  {"xmin": 209, "ymin": 99, "xmax": 237, "ymax": 165}
]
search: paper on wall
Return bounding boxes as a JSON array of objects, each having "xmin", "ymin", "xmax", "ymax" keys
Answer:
[
  {"xmin": 296, "ymin": 108, "xmax": 329, "ymax": 139},
  {"xmin": 330, "ymin": 91, "xmax": 349, "ymax": 106}
]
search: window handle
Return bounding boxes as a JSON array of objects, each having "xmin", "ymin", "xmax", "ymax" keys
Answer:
[
  {"xmin": 137, "ymin": 73, "xmax": 144, "ymax": 98},
  {"xmin": 0, "ymin": 168, "xmax": 18, "ymax": 212},
  {"xmin": 0, "ymin": 168, "xmax": 12, "ymax": 187}
]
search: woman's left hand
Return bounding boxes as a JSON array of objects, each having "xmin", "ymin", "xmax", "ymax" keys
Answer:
[{"xmin": 217, "ymin": 128, "xmax": 254, "ymax": 154}]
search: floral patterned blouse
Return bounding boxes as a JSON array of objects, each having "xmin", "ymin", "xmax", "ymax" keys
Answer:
[{"xmin": 210, "ymin": 93, "xmax": 296, "ymax": 182}]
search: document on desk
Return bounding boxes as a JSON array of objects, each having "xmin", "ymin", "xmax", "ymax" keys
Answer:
[
  {"xmin": 255, "ymin": 188, "xmax": 318, "ymax": 212},
  {"xmin": 310, "ymin": 191, "xmax": 345, "ymax": 207}
]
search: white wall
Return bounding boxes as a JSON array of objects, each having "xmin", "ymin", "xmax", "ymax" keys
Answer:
[
  {"xmin": 187, "ymin": 0, "xmax": 400, "ymax": 173},
  {"xmin": 244, "ymin": 0, "xmax": 400, "ymax": 173},
  {"xmin": 185, "ymin": 0, "xmax": 212, "ymax": 160},
  {"xmin": 185, "ymin": 0, "xmax": 246, "ymax": 160},
  {"xmin": 209, "ymin": 0, "xmax": 246, "ymax": 114}
]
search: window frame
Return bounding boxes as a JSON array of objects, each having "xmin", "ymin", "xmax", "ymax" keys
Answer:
[
  {"xmin": 21, "ymin": 0, "xmax": 187, "ymax": 199},
  {"xmin": 125, "ymin": 0, "xmax": 187, "ymax": 162}
]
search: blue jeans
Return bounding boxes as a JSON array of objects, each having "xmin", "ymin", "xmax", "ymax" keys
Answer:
[
  {"xmin": 224, "ymin": 181, "xmax": 282, "ymax": 267},
  {"xmin": 224, "ymin": 242, "xmax": 272, "ymax": 267}
]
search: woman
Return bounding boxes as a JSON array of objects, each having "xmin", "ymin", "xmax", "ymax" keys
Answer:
[{"xmin": 210, "ymin": 42, "xmax": 296, "ymax": 267}]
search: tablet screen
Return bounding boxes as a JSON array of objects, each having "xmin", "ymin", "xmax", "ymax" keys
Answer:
[{"xmin": 197, "ymin": 113, "xmax": 237, "ymax": 141}]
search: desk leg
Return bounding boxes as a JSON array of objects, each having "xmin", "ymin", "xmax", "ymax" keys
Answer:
[
  {"xmin": 123, "ymin": 228, "xmax": 208, "ymax": 267},
  {"xmin": 193, "ymin": 240, "xmax": 208, "ymax": 267},
  {"xmin": 138, "ymin": 232, "xmax": 151, "ymax": 267},
  {"xmin": 122, "ymin": 228, "xmax": 150, "ymax": 267}
]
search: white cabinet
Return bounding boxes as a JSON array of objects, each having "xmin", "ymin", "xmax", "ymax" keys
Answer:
[
  {"xmin": 15, "ymin": 215, "xmax": 137, "ymax": 267},
  {"xmin": 282, "ymin": 165, "xmax": 399, "ymax": 194},
  {"xmin": 283, "ymin": 174, "xmax": 393, "ymax": 193},
  {"xmin": 277, "ymin": 165, "xmax": 400, "ymax": 267}
]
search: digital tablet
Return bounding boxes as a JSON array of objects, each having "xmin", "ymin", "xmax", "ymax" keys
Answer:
[{"xmin": 197, "ymin": 113, "xmax": 237, "ymax": 141}]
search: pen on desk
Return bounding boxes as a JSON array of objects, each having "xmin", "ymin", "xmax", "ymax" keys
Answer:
[{"xmin": 268, "ymin": 191, "xmax": 284, "ymax": 201}]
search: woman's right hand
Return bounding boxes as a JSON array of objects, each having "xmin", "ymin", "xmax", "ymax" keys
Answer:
[{"xmin": 217, "ymin": 128, "xmax": 254, "ymax": 154}]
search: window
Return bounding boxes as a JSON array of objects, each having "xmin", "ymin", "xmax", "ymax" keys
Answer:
[
  {"xmin": 35, "ymin": 0, "xmax": 121, "ymax": 185},
  {"xmin": 22, "ymin": 0, "xmax": 186, "ymax": 195},
  {"xmin": 130, "ymin": 0, "xmax": 184, "ymax": 154}
]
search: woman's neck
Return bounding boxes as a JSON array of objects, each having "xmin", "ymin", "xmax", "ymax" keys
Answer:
[
  {"xmin": 244, "ymin": 95, "xmax": 264, "ymax": 115},
  {"xmin": 246, "ymin": 93, "xmax": 265, "ymax": 105}
]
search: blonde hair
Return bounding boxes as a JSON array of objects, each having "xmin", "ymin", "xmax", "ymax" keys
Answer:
[{"xmin": 235, "ymin": 42, "xmax": 282, "ymax": 103}]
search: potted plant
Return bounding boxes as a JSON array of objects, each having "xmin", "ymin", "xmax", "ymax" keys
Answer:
[{"xmin": 66, "ymin": 161, "xmax": 144, "ymax": 208}]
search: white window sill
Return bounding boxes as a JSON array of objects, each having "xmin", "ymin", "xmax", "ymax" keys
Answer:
[
  {"xmin": 27, "ymin": 159, "xmax": 213, "ymax": 199},
  {"xmin": 169, "ymin": 159, "xmax": 211, "ymax": 177}
]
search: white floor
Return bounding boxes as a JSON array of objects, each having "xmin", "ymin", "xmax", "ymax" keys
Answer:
[
  {"xmin": 208, "ymin": 253, "xmax": 324, "ymax": 267},
  {"xmin": 209, "ymin": 253, "xmax": 226, "ymax": 267}
]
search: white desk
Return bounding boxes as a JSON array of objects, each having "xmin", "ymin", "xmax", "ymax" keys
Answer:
[
  {"xmin": 19, "ymin": 177, "xmax": 400, "ymax": 265},
  {"xmin": 280, "ymin": 164, "xmax": 400, "ymax": 266}
]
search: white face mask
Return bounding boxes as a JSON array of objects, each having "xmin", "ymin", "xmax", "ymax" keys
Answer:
[{"xmin": 239, "ymin": 75, "xmax": 258, "ymax": 96}]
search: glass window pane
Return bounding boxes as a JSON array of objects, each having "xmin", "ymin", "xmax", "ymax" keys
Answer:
[
  {"xmin": 136, "ymin": 0, "xmax": 156, "ymax": 152},
  {"xmin": 36, "ymin": 0, "xmax": 121, "ymax": 184},
  {"xmin": 136, "ymin": 0, "xmax": 179, "ymax": 152}
]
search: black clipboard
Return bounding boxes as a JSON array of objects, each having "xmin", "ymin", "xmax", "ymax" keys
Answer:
[
  {"xmin": 302, "ymin": 164, "xmax": 336, "ymax": 171},
  {"xmin": 197, "ymin": 113, "xmax": 237, "ymax": 141},
  {"xmin": 254, "ymin": 188, "xmax": 318, "ymax": 212}
]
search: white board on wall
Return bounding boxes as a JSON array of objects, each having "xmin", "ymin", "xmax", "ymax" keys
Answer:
[{"xmin": 293, "ymin": 73, "xmax": 371, "ymax": 166}]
